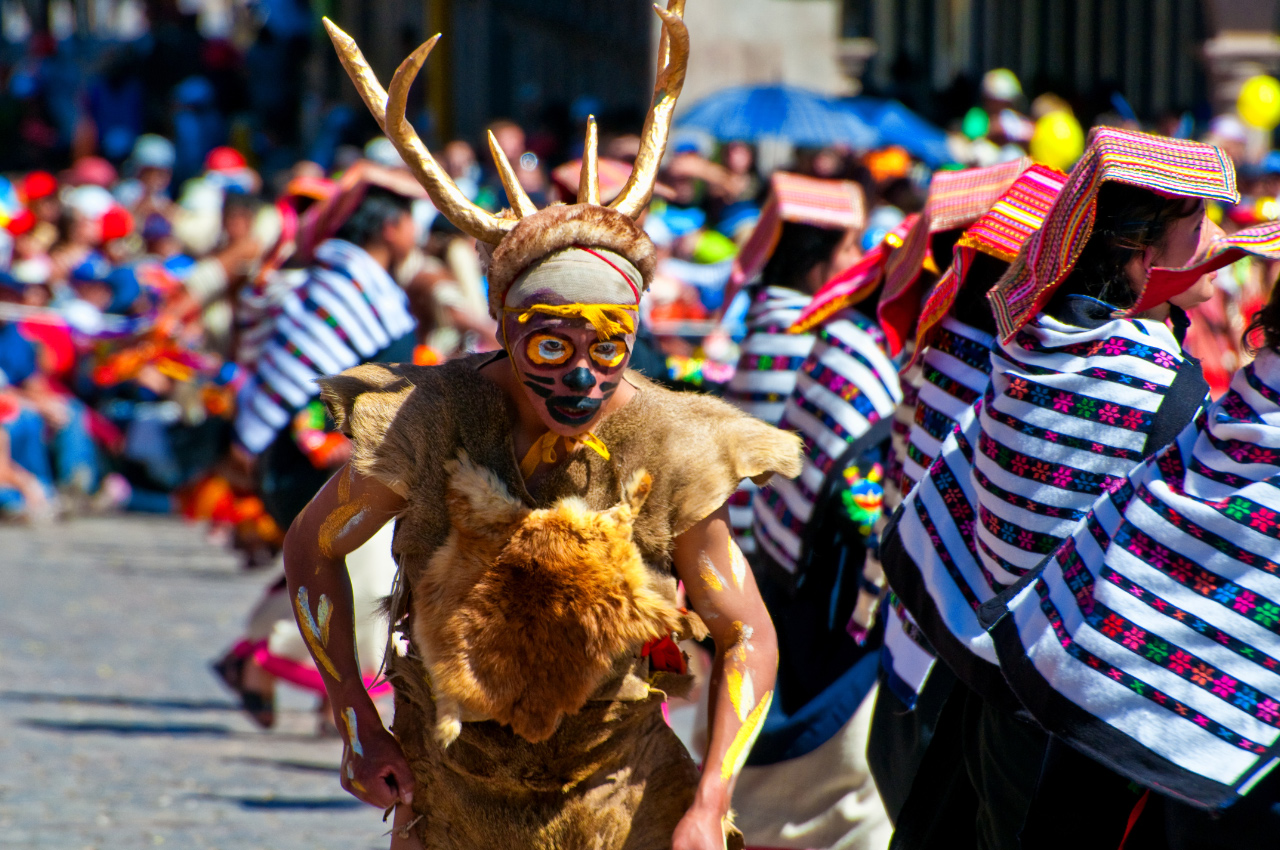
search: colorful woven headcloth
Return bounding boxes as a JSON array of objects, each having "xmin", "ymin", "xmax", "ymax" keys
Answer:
[
  {"xmin": 1125, "ymin": 220, "xmax": 1280, "ymax": 315},
  {"xmin": 789, "ymin": 214, "xmax": 918, "ymax": 335},
  {"xmin": 877, "ymin": 158, "xmax": 1031, "ymax": 356},
  {"xmin": 909, "ymin": 164, "xmax": 1068, "ymax": 361},
  {"xmin": 988, "ymin": 127, "xmax": 1240, "ymax": 341},
  {"xmin": 725, "ymin": 171, "xmax": 866, "ymax": 306}
]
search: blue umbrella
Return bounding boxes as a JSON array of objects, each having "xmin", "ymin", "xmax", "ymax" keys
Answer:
[
  {"xmin": 838, "ymin": 98, "xmax": 952, "ymax": 166},
  {"xmin": 677, "ymin": 85, "xmax": 878, "ymax": 149}
]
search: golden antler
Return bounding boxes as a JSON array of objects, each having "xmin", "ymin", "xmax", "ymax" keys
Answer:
[
  {"xmin": 487, "ymin": 131, "xmax": 538, "ymax": 218},
  {"xmin": 578, "ymin": 116, "xmax": 600, "ymax": 205},
  {"xmin": 323, "ymin": 19, "xmax": 515, "ymax": 244},
  {"xmin": 610, "ymin": 1, "xmax": 689, "ymax": 219}
]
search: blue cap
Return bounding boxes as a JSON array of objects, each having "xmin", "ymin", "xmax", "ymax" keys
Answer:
[
  {"xmin": 861, "ymin": 205, "xmax": 906, "ymax": 252},
  {"xmin": 70, "ymin": 252, "xmax": 112, "ymax": 284},
  {"xmin": 142, "ymin": 213, "xmax": 173, "ymax": 242},
  {"xmin": 106, "ymin": 266, "xmax": 141, "ymax": 314},
  {"xmin": 659, "ymin": 205, "xmax": 706, "ymax": 238},
  {"xmin": 716, "ymin": 202, "xmax": 760, "ymax": 238},
  {"xmin": 162, "ymin": 254, "xmax": 197, "ymax": 280}
]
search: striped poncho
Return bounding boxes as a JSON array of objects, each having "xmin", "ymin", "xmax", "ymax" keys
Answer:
[
  {"xmin": 880, "ymin": 315, "xmax": 995, "ymax": 704},
  {"xmin": 752, "ymin": 308, "xmax": 902, "ymax": 574},
  {"xmin": 900, "ymin": 316, "xmax": 995, "ymax": 492},
  {"xmin": 233, "ymin": 239, "xmax": 417, "ymax": 453},
  {"xmin": 724, "ymin": 286, "xmax": 817, "ymax": 553},
  {"xmin": 994, "ymin": 349, "xmax": 1280, "ymax": 810},
  {"xmin": 882, "ymin": 301, "xmax": 1205, "ymax": 694}
]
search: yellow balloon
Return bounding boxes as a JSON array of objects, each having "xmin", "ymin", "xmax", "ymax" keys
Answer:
[
  {"xmin": 1238, "ymin": 75, "xmax": 1280, "ymax": 130},
  {"xmin": 1030, "ymin": 110, "xmax": 1085, "ymax": 171}
]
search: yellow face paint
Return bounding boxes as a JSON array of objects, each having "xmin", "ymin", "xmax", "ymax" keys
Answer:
[
  {"xmin": 721, "ymin": 690, "xmax": 772, "ymax": 780},
  {"xmin": 295, "ymin": 587, "xmax": 342, "ymax": 682},
  {"xmin": 698, "ymin": 553, "xmax": 726, "ymax": 593},
  {"xmin": 727, "ymin": 539, "xmax": 749, "ymax": 590},
  {"xmin": 526, "ymin": 333, "xmax": 573, "ymax": 366},
  {"xmin": 588, "ymin": 339, "xmax": 628, "ymax": 369},
  {"xmin": 318, "ymin": 498, "xmax": 368, "ymax": 558}
]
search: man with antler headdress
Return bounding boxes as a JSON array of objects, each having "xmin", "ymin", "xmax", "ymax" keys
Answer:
[{"xmin": 281, "ymin": 6, "xmax": 803, "ymax": 849}]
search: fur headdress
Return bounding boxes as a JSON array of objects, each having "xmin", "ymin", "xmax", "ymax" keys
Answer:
[{"xmin": 323, "ymin": 3, "xmax": 688, "ymax": 326}]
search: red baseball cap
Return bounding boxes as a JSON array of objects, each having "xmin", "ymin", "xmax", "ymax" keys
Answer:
[
  {"xmin": 205, "ymin": 146, "xmax": 248, "ymax": 173},
  {"xmin": 99, "ymin": 205, "xmax": 135, "ymax": 242},
  {"xmin": 4, "ymin": 208, "xmax": 36, "ymax": 236},
  {"xmin": 21, "ymin": 171, "xmax": 58, "ymax": 201},
  {"xmin": 64, "ymin": 156, "xmax": 118, "ymax": 188}
]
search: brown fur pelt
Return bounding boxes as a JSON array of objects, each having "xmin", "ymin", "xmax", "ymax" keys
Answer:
[
  {"xmin": 413, "ymin": 454, "xmax": 685, "ymax": 747},
  {"xmin": 486, "ymin": 204, "xmax": 657, "ymax": 318},
  {"xmin": 392, "ymin": 667, "xmax": 741, "ymax": 850}
]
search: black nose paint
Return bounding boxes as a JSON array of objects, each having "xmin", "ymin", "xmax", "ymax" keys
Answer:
[{"xmin": 562, "ymin": 367, "xmax": 596, "ymax": 391}]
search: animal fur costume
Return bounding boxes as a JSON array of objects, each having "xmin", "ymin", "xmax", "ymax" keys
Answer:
[
  {"xmin": 320, "ymin": 5, "xmax": 804, "ymax": 846},
  {"xmin": 321, "ymin": 358, "xmax": 801, "ymax": 848}
]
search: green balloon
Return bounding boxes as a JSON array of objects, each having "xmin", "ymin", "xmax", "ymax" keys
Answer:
[
  {"xmin": 962, "ymin": 107, "xmax": 990, "ymax": 140},
  {"xmin": 693, "ymin": 230, "xmax": 738, "ymax": 264}
]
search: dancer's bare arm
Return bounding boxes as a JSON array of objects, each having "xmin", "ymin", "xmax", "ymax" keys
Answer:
[
  {"xmin": 671, "ymin": 504, "xmax": 779, "ymax": 850},
  {"xmin": 283, "ymin": 462, "xmax": 413, "ymax": 809}
]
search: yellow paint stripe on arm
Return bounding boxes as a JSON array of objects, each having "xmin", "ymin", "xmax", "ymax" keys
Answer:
[{"xmin": 720, "ymin": 690, "xmax": 772, "ymax": 781}]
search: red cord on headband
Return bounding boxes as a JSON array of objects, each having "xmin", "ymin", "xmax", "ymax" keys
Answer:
[{"xmin": 575, "ymin": 246, "xmax": 641, "ymax": 304}]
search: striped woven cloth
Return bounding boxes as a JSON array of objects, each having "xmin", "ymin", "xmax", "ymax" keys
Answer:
[
  {"xmin": 881, "ymin": 594, "xmax": 937, "ymax": 708},
  {"xmin": 724, "ymin": 286, "xmax": 818, "ymax": 552},
  {"xmin": 899, "ymin": 315, "xmax": 995, "ymax": 493},
  {"xmin": 911, "ymin": 164, "xmax": 1067, "ymax": 361},
  {"xmin": 897, "ymin": 165, "xmax": 1069, "ymax": 493},
  {"xmin": 882, "ymin": 308, "xmax": 1197, "ymax": 694},
  {"xmin": 233, "ymin": 239, "xmax": 417, "ymax": 453},
  {"xmin": 725, "ymin": 172, "xmax": 866, "ymax": 308},
  {"xmin": 753, "ymin": 308, "xmax": 902, "ymax": 573},
  {"xmin": 989, "ymin": 128, "xmax": 1239, "ymax": 342},
  {"xmin": 994, "ymin": 348, "xmax": 1280, "ymax": 810},
  {"xmin": 789, "ymin": 214, "xmax": 917, "ymax": 336},
  {"xmin": 877, "ymin": 158, "xmax": 1031, "ymax": 357}
]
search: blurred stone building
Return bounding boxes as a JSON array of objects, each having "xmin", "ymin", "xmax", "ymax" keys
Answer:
[
  {"xmin": 844, "ymin": 0, "xmax": 1280, "ymax": 124},
  {"xmin": 8, "ymin": 0, "xmax": 1274, "ymax": 140},
  {"xmin": 324, "ymin": 0, "xmax": 1278, "ymax": 139}
]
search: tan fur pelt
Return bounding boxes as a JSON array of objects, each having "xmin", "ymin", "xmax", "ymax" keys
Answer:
[
  {"xmin": 413, "ymin": 455, "xmax": 685, "ymax": 747},
  {"xmin": 486, "ymin": 204, "xmax": 657, "ymax": 318}
]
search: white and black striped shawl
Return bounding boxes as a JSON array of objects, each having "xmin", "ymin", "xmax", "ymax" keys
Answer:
[
  {"xmin": 883, "ymin": 300, "xmax": 1205, "ymax": 697},
  {"xmin": 883, "ymin": 314, "xmax": 995, "ymax": 705},
  {"xmin": 724, "ymin": 286, "xmax": 817, "ymax": 554},
  {"xmin": 993, "ymin": 349, "xmax": 1280, "ymax": 810}
]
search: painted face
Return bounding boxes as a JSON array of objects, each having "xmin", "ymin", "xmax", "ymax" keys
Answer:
[{"xmin": 508, "ymin": 315, "xmax": 633, "ymax": 436}]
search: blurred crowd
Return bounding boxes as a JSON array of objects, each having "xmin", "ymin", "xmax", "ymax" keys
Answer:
[{"xmin": 0, "ymin": 47, "xmax": 1278, "ymax": 570}]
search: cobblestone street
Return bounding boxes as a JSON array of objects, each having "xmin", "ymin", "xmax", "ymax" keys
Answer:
[{"xmin": 0, "ymin": 516, "xmax": 389, "ymax": 850}]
